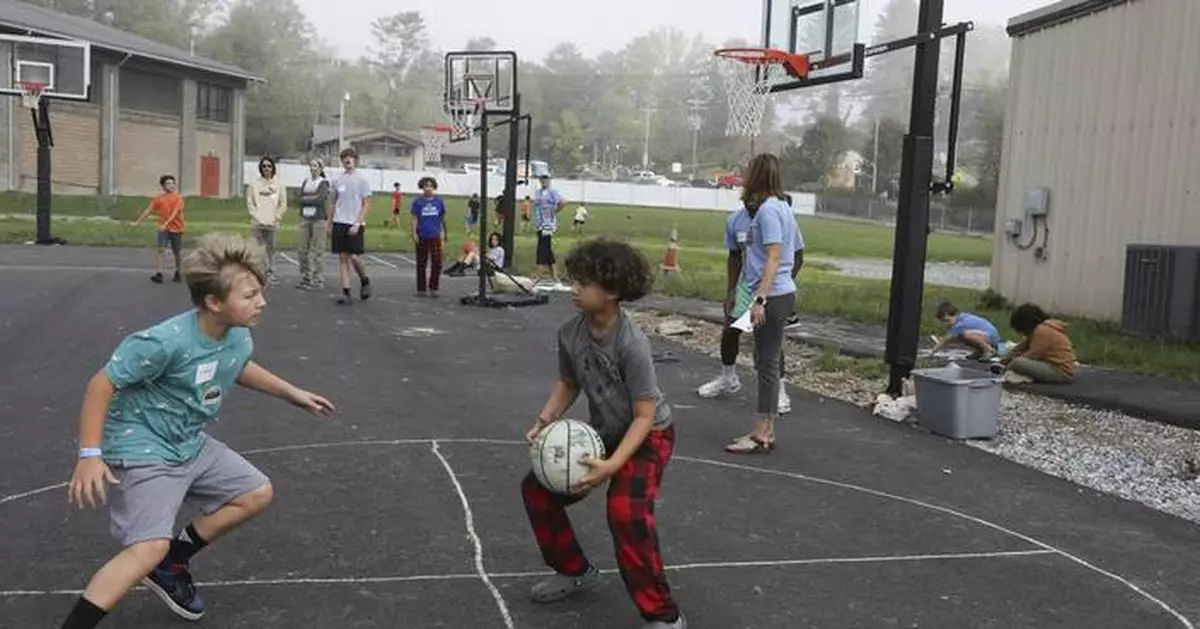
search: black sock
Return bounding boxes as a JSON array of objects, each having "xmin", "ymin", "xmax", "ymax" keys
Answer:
[
  {"xmin": 167, "ymin": 524, "xmax": 207, "ymax": 566},
  {"xmin": 342, "ymin": 287, "xmax": 352, "ymax": 297},
  {"xmin": 61, "ymin": 596, "xmax": 106, "ymax": 629}
]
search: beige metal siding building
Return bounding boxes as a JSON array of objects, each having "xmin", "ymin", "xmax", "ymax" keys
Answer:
[
  {"xmin": 991, "ymin": 0, "xmax": 1200, "ymax": 321},
  {"xmin": 0, "ymin": 0, "xmax": 258, "ymax": 198}
]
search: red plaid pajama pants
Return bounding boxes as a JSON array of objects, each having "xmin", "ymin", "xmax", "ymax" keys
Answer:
[
  {"xmin": 521, "ymin": 425, "xmax": 679, "ymax": 622},
  {"xmin": 416, "ymin": 237, "xmax": 443, "ymax": 292}
]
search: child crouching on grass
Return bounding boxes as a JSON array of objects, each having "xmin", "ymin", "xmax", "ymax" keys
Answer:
[
  {"xmin": 521, "ymin": 238, "xmax": 686, "ymax": 629},
  {"xmin": 59, "ymin": 233, "xmax": 334, "ymax": 629},
  {"xmin": 999, "ymin": 302, "xmax": 1077, "ymax": 384},
  {"xmin": 932, "ymin": 301, "xmax": 1004, "ymax": 359}
]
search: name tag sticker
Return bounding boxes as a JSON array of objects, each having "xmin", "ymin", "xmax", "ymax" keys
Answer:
[
  {"xmin": 736, "ymin": 231, "xmax": 748, "ymax": 244},
  {"xmin": 195, "ymin": 361, "xmax": 219, "ymax": 385},
  {"xmin": 302, "ymin": 207, "xmax": 316, "ymax": 218}
]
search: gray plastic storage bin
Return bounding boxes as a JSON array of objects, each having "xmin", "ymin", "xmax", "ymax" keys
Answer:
[{"xmin": 911, "ymin": 365, "xmax": 1001, "ymax": 439}]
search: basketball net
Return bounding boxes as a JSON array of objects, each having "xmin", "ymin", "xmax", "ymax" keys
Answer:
[
  {"xmin": 20, "ymin": 81, "xmax": 46, "ymax": 110},
  {"xmin": 448, "ymin": 99, "xmax": 485, "ymax": 142},
  {"xmin": 421, "ymin": 127, "xmax": 448, "ymax": 163},
  {"xmin": 714, "ymin": 51, "xmax": 807, "ymax": 137}
]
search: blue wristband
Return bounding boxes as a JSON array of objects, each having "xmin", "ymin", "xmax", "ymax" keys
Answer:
[{"xmin": 79, "ymin": 447, "xmax": 103, "ymax": 459}]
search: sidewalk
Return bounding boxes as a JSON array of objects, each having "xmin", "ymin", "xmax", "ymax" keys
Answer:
[{"xmin": 633, "ymin": 294, "xmax": 1200, "ymax": 432}]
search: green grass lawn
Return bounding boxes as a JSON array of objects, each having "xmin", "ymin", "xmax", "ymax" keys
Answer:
[
  {"xmin": 2, "ymin": 191, "xmax": 1197, "ymax": 380},
  {"xmin": 0, "ymin": 191, "xmax": 994, "ymax": 264}
]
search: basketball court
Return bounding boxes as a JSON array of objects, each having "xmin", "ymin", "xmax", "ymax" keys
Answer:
[
  {"xmin": 0, "ymin": 245, "xmax": 1198, "ymax": 628},
  {"xmin": 1, "ymin": 2, "xmax": 1198, "ymax": 628}
]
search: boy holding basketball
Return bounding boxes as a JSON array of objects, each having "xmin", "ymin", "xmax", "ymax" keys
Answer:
[
  {"xmin": 58, "ymin": 233, "xmax": 333, "ymax": 629},
  {"xmin": 522, "ymin": 238, "xmax": 686, "ymax": 629}
]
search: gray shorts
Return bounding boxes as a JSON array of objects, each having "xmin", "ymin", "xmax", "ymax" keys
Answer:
[
  {"xmin": 156, "ymin": 230, "xmax": 182, "ymax": 251},
  {"xmin": 108, "ymin": 436, "xmax": 269, "ymax": 547}
]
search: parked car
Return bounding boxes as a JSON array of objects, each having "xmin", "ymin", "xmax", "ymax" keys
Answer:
[{"xmin": 717, "ymin": 173, "xmax": 744, "ymax": 189}]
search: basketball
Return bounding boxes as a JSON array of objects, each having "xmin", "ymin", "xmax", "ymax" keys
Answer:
[{"xmin": 530, "ymin": 419, "xmax": 607, "ymax": 495}]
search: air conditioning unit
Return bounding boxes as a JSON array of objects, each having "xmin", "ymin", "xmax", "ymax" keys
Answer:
[{"xmin": 1121, "ymin": 245, "xmax": 1200, "ymax": 340}]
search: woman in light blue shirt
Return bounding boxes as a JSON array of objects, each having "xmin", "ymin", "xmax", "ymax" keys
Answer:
[{"xmin": 726, "ymin": 154, "xmax": 798, "ymax": 455}]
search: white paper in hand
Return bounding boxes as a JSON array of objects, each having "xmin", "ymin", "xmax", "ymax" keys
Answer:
[{"xmin": 730, "ymin": 309, "xmax": 754, "ymax": 333}]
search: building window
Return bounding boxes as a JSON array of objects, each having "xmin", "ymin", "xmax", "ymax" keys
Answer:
[
  {"xmin": 119, "ymin": 68, "xmax": 182, "ymax": 116},
  {"xmin": 197, "ymin": 82, "xmax": 231, "ymax": 123}
]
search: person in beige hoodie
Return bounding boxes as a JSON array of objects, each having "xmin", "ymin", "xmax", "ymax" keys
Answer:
[{"xmin": 246, "ymin": 156, "xmax": 287, "ymax": 285}]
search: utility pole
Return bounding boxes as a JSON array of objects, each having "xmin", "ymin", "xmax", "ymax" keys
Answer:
[
  {"xmin": 687, "ymin": 97, "xmax": 705, "ymax": 179},
  {"xmin": 640, "ymin": 106, "xmax": 655, "ymax": 169},
  {"xmin": 337, "ymin": 91, "xmax": 351, "ymax": 150},
  {"xmin": 872, "ymin": 117, "xmax": 880, "ymax": 194}
]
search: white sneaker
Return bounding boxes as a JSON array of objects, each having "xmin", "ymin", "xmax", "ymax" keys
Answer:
[
  {"xmin": 697, "ymin": 375, "xmax": 741, "ymax": 398},
  {"xmin": 778, "ymin": 386, "xmax": 792, "ymax": 414}
]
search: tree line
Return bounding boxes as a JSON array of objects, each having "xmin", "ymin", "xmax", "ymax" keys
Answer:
[{"xmin": 22, "ymin": 0, "xmax": 1009, "ymax": 202}]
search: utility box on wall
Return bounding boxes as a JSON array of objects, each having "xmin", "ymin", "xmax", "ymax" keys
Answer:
[{"xmin": 1121, "ymin": 245, "xmax": 1200, "ymax": 340}]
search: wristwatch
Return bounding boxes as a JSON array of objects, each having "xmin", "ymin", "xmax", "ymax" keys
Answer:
[{"xmin": 753, "ymin": 295, "xmax": 767, "ymax": 306}]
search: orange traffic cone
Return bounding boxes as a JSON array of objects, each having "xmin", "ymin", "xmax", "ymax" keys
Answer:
[{"xmin": 660, "ymin": 224, "xmax": 680, "ymax": 274}]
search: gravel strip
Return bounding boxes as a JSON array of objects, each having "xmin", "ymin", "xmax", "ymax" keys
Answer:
[{"xmin": 630, "ymin": 310, "xmax": 1200, "ymax": 525}]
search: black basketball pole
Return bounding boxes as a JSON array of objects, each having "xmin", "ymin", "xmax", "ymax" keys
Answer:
[
  {"xmin": 502, "ymin": 93, "xmax": 520, "ymax": 269},
  {"xmin": 884, "ymin": 0, "xmax": 943, "ymax": 395},
  {"xmin": 477, "ymin": 106, "xmax": 490, "ymax": 300},
  {"xmin": 32, "ymin": 98, "xmax": 58, "ymax": 245}
]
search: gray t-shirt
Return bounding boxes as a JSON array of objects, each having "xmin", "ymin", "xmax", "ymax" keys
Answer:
[
  {"xmin": 330, "ymin": 171, "xmax": 372, "ymax": 225},
  {"xmin": 557, "ymin": 311, "xmax": 671, "ymax": 451}
]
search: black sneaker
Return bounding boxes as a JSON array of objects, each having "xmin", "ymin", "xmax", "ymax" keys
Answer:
[
  {"xmin": 142, "ymin": 558, "xmax": 204, "ymax": 620},
  {"xmin": 172, "ymin": 271, "xmax": 181, "ymax": 283},
  {"xmin": 150, "ymin": 272, "xmax": 164, "ymax": 284},
  {"xmin": 360, "ymin": 277, "xmax": 372, "ymax": 300},
  {"xmin": 337, "ymin": 288, "xmax": 353, "ymax": 305}
]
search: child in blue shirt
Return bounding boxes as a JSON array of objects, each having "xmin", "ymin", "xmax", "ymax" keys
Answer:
[
  {"xmin": 410, "ymin": 176, "xmax": 448, "ymax": 297},
  {"xmin": 59, "ymin": 233, "xmax": 334, "ymax": 629},
  {"xmin": 934, "ymin": 301, "xmax": 1003, "ymax": 358}
]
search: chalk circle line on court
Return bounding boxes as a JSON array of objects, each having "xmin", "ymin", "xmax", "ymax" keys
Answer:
[{"xmin": 0, "ymin": 437, "xmax": 1192, "ymax": 628}]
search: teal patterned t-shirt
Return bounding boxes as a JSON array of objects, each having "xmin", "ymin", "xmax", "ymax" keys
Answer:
[{"xmin": 102, "ymin": 310, "xmax": 254, "ymax": 464}]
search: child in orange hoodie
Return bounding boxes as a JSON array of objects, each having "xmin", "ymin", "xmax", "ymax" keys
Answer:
[{"xmin": 1001, "ymin": 303, "xmax": 1076, "ymax": 384}]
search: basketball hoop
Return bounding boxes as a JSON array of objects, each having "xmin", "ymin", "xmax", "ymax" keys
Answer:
[
  {"xmin": 713, "ymin": 48, "xmax": 810, "ymax": 137},
  {"xmin": 20, "ymin": 81, "xmax": 46, "ymax": 110},
  {"xmin": 421, "ymin": 125, "xmax": 451, "ymax": 163},
  {"xmin": 448, "ymin": 99, "xmax": 486, "ymax": 143}
]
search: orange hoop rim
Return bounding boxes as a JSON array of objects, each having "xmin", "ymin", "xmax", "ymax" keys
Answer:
[
  {"xmin": 423, "ymin": 124, "xmax": 453, "ymax": 133},
  {"xmin": 20, "ymin": 80, "xmax": 47, "ymax": 94},
  {"xmin": 714, "ymin": 47, "xmax": 810, "ymax": 79}
]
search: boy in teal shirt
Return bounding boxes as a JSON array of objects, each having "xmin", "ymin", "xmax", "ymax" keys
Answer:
[{"xmin": 60, "ymin": 233, "xmax": 335, "ymax": 628}]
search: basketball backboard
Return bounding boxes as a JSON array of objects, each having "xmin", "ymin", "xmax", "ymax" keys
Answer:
[
  {"xmin": 0, "ymin": 34, "xmax": 91, "ymax": 102},
  {"xmin": 763, "ymin": 0, "xmax": 861, "ymax": 72},
  {"xmin": 444, "ymin": 51, "xmax": 517, "ymax": 116}
]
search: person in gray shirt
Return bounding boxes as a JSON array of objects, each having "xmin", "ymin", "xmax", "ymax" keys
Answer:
[
  {"xmin": 521, "ymin": 238, "xmax": 686, "ymax": 629},
  {"xmin": 328, "ymin": 148, "xmax": 373, "ymax": 305}
]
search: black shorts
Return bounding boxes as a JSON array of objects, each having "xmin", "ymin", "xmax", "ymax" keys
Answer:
[
  {"xmin": 536, "ymin": 233, "xmax": 555, "ymax": 266},
  {"xmin": 331, "ymin": 222, "xmax": 365, "ymax": 255}
]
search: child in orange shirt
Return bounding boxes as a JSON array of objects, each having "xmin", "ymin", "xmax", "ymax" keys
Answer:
[{"xmin": 134, "ymin": 175, "xmax": 186, "ymax": 284}]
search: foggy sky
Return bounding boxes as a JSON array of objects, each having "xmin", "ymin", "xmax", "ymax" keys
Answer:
[{"xmin": 300, "ymin": 0, "xmax": 1051, "ymax": 63}]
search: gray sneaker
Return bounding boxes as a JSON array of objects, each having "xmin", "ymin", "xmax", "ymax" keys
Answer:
[
  {"xmin": 643, "ymin": 612, "xmax": 687, "ymax": 628},
  {"xmin": 530, "ymin": 566, "xmax": 600, "ymax": 603}
]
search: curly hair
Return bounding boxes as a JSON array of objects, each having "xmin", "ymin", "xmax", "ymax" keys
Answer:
[
  {"xmin": 182, "ymin": 233, "xmax": 267, "ymax": 307},
  {"xmin": 564, "ymin": 238, "xmax": 654, "ymax": 302},
  {"xmin": 1010, "ymin": 302, "xmax": 1050, "ymax": 336},
  {"xmin": 417, "ymin": 176, "xmax": 439, "ymax": 190}
]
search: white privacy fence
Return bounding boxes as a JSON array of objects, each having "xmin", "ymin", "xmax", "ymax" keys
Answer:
[{"xmin": 250, "ymin": 162, "xmax": 816, "ymax": 215}]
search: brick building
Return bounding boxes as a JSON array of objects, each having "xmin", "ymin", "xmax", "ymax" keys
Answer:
[{"xmin": 0, "ymin": 0, "xmax": 258, "ymax": 198}]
